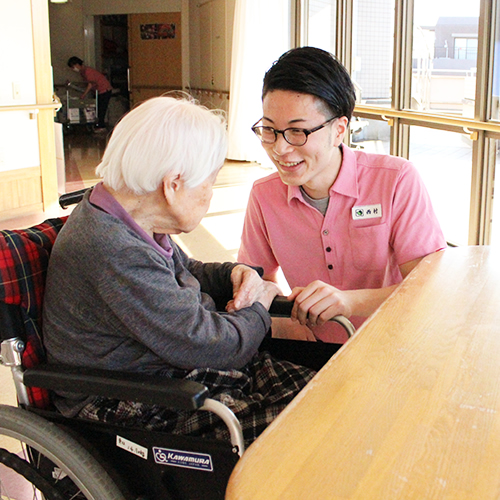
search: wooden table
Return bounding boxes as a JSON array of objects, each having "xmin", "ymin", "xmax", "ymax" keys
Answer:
[{"xmin": 226, "ymin": 246, "xmax": 500, "ymax": 500}]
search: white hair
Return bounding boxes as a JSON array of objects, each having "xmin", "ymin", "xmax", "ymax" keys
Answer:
[{"xmin": 95, "ymin": 95, "xmax": 228, "ymax": 194}]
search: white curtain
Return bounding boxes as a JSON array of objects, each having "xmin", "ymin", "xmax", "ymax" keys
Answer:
[{"xmin": 227, "ymin": 0, "xmax": 291, "ymax": 163}]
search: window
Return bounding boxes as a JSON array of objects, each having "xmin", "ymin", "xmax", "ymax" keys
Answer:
[
  {"xmin": 352, "ymin": 0, "xmax": 395, "ymax": 108},
  {"xmin": 408, "ymin": 127, "xmax": 472, "ymax": 246},
  {"xmin": 307, "ymin": 0, "xmax": 336, "ymax": 53},
  {"xmin": 412, "ymin": 4, "xmax": 479, "ymax": 116},
  {"xmin": 301, "ymin": 0, "xmax": 500, "ymax": 246},
  {"xmin": 454, "ymin": 37, "xmax": 478, "ymax": 60}
]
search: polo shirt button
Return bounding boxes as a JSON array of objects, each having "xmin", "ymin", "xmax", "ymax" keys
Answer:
[
  {"xmin": 326, "ymin": 247, "xmax": 332, "ymax": 252},
  {"xmin": 323, "ymin": 230, "xmax": 329, "ymax": 235},
  {"xmin": 328, "ymin": 264, "xmax": 333, "ymax": 270}
]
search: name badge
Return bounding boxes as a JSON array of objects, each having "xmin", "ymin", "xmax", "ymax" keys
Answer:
[{"xmin": 352, "ymin": 204, "xmax": 382, "ymax": 220}]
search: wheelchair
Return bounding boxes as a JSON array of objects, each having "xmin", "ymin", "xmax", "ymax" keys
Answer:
[{"xmin": 0, "ymin": 199, "xmax": 354, "ymax": 499}]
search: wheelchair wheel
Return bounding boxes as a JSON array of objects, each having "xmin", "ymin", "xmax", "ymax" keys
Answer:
[{"xmin": 0, "ymin": 404, "xmax": 126, "ymax": 500}]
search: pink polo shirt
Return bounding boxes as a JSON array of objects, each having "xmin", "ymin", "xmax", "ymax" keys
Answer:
[{"xmin": 238, "ymin": 145, "xmax": 446, "ymax": 343}]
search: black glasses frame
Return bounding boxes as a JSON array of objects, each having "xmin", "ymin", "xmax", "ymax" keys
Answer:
[{"xmin": 251, "ymin": 117, "xmax": 337, "ymax": 146}]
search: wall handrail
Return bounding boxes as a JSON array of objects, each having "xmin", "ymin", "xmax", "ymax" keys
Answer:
[
  {"xmin": 187, "ymin": 87, "xmax": 230, "ymax": 96},
  {"xmin": 129, "ymin": 85, "xmax": 182, "ymax": 91},
  {"xmin": 354, "ymin": 104, "xmax": 500, "ymax": 136},
  {"xmin": 0, "ymin": 102, "xmax": 61, "ymax": 113}
]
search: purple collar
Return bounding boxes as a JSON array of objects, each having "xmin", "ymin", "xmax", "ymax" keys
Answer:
[{"xmin": 89, "ymin": 182, "xmax": 173, "ymax": 259}]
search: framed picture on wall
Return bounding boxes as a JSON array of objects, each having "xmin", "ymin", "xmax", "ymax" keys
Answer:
[{"xmin": 140, "ymin": 23, "xmax": 176, "ymax": 40}]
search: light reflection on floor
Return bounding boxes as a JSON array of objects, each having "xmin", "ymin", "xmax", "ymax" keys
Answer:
[{"xmin": 172, "ymin": 164, "xmax": 270, "ymax": 262}]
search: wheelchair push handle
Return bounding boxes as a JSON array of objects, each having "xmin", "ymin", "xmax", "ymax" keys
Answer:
[
  {"xmin": 59, "ymin": 188, "xmax": 89, "ymax": 208},
  {"xmin": 269, "ymin": 295, "xmax": 355, "ymax": 338}
]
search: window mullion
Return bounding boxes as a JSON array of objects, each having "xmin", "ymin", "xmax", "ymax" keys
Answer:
[
  {"xmin": 475, "ymin": 0, "xmax": 494, "ymax": 121},
  {"xmin": 391, "ymin": 0, "xmax": 413, "ymax": 158},
  {"xmin": 292, "ymin": 0, "xmax": 307, "ymax": 47},
  {"xmin": 481, "ymin": 137, "xmax": 497, "ymax": 244},
  {"xmin": 469, "ymin": 0, "xmax": 495, "ymax": 244},
  {"xmin": 336, "ymin": 0, "xmax": 353, "ymax": 72},
  {"xmin": 469, "ymin": 131, "xmax": 486, "ymax": 244}
]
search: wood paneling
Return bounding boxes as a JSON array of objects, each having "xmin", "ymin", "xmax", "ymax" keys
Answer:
[
  {"xmin": 198, "ymin": 0, "xmax": 231, "ymax": 91},
  {"xmin": 128, "ymin": 12, "xmax": 182, "ymax": 107},
  {"xmin": 0, "ymin": 167, "xmax": 42, "ymax": 219}
]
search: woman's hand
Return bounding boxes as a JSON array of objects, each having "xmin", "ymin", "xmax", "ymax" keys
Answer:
[
  {"xmin": 226, "ymin": 265, "xmax": 281, "ymax": 312},
  {"xmin": 288, "ymin": 281, "xmax": 353, "ymax": 328}
]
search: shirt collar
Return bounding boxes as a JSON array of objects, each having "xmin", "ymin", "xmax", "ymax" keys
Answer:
[
  {"xmin": 89, "ymin": 182, "xmax": 173, "ymax": 259},
  {"xmin": 287, "ymin": 144, "xmax": 359, "ymax": 203}
]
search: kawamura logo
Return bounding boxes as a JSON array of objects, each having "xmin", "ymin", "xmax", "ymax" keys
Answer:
[{"xmin": 153, "ymin": 447, "xmax": 214, "ymax": 472}]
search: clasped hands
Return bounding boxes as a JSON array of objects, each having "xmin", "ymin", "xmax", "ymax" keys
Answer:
[
  {"xmin": 226, "ymin": 266, "xmax": 351, "ymax": 327},
  {"xmin": 226, "ymin": 265, "xmax": 280, "ymax": 312}
]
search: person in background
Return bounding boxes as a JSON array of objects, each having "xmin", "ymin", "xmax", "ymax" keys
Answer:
[
  {"xmin": 238, "ymin": 47, "xmax": 447, "ymax": 344},
  {"xmin": 43, "ymin": 95, "xmax": 315, "ymax": 447},
  {"xmin": 67, "ymin": 56, "xmax": 113, "ymax": 131}
]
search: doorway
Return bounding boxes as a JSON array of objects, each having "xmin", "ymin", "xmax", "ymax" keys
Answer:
[{"xmin": 96, "ymin": 14, "xmax": 129, "ymax": 100}]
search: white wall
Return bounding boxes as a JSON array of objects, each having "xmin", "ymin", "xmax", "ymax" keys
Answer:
[
  {"xmin": 84, "ymin": 0, "xmax": 181, "ymax": 15},
  {"xmin": 49, "ymin": 0, "xmax": 86, "ymax": 86},
  {"xmin": 0, "ymin": 0, "xmax": 40, "ymax": 173}
]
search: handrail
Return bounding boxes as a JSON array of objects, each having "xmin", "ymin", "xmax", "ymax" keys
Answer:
[
  {"xmin": 187, "ymin": 86, "xmax": 230, "ymax": 96},
  {"xmin": 129, "ymin": 85, "xmax": 182, "ymax": 91},
  {"xmin": 0, "ymin": 101, "xmax": 61, "ymax": 113},
  {"xmin": 354, "ymin": 104, "xmax": 500, "ymax": 137}
]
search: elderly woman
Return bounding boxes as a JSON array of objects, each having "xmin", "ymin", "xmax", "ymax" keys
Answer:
[{"xmin": 43, "ymin": 96, "xmax": 315, "ymax": 446}]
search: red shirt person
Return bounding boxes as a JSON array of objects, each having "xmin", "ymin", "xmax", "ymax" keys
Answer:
[{"xmin": 67, "ymin": 56, "xmax": 112, "ymax": 130}]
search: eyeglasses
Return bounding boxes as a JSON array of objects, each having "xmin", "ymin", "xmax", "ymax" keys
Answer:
[{"xmin": 251, "ymin": 117, "xmax": 337, "ymax": 147}]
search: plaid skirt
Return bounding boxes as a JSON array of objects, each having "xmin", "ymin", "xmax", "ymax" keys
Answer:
[{"xmin": 78, "ymin": 351, "xmax": 315, "ymax": 447}]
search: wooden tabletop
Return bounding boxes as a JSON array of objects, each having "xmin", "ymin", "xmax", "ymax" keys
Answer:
[{"xmin": 226, "ymin": 246, "xmax": 500, "ymax": 500}]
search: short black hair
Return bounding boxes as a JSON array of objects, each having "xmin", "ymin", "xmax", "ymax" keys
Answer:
[
  {"xmin": 262, "ymin": 47, "xmax": 356, "ymax": 122},
  {"xmin": 67, "ymin": 56, "xmax": 83, "ymax": 68}
]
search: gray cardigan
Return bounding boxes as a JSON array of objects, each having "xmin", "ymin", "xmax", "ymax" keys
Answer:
[{"xmin": 43, "ymin": 195, "xmax": 271, "ymax": 383}]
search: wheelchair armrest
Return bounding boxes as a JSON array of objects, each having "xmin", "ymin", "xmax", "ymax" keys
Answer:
[
  {"xmin": 269, "ymin": 295, "xmax": 355, "ymax": 338},
  {"xmin": 23, "ymin": 364, "xmax": 209, "ymax": 411}
]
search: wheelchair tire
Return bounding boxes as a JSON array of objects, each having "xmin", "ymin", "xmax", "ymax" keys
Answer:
[{"xmin": 0, "ymin": 404, "xmax": 126, "ymax": 500}]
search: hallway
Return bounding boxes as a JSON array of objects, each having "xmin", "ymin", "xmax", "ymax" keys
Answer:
[{"xmin": 63, "ymin": 127, "xmax": 108, "ymax": 192}]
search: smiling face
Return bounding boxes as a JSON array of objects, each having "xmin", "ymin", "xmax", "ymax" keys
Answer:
[{"xmin": 261, "ymin": 90, "xmax": 348, "ymax": 199}]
